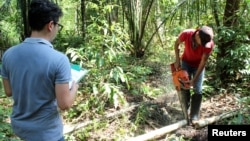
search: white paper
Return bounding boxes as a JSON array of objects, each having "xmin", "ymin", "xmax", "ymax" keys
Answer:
[{"xmin": 69, "ymin": 68, "xmax": 88, "ymax": 89}]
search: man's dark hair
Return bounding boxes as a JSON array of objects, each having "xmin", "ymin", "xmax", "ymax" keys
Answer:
[{"xmin": 28, "ymin": 0, "xmax": 63, "ymax": 31}]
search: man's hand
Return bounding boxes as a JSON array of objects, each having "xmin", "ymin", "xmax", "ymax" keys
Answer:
[
  {"xmin": 174, "ymin": 38, "xmax": 182, "ymax": 70},
  {"xmin": 70, "ymin": 81, "xmax": 79, "ymax": 94},
  {"xmin": 174, "ymin": 61, "xmax": 181, "ymax": 70},
  {"xmin": 189, "ymin": 79, "xmax": 195, "ymax": 87},
  {"xmin": 182, "ymin": 79, "xmax": 194, "ymax": 86},
  {"xmin": 179, "ymin": 79, "xmax": 194, "ymax": 89}
]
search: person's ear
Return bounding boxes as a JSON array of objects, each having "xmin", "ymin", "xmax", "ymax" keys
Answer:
[{"xmin": 47, "ymin": 21, "xmax": 54, "ymax": 32}]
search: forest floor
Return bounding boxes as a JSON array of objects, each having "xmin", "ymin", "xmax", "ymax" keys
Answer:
[
  {"xmin": 1, "ymin": 57, "xmax": 248, "ymax": 141},
  {"xmin": 1, "ymin": 60, "xmax": 247, "ymax": 141},
  {"xmin": 123, "ymin": 74, "xmax": 242, "ymax": 141},
  {"xmin": 63, "ymin": 62, "xmax": 247, "ymax": 141}
]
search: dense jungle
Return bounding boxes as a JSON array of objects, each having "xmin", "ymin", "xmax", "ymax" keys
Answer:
[{"xmin": 0, "ymin": 0, "xmax": 250, "ymax": 141}]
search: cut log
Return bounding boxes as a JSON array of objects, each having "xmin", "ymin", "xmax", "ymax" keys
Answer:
[
  {"xmin": 128, "ymin": 109, "xmax": 244, "ymax": 141},
  {"xmin": 127, "ymin": 120, "xmax": 187, "ymax": 141},
  {"xmin": 193, "ymin": 109, "xmax": 243, "ymax": 129}
]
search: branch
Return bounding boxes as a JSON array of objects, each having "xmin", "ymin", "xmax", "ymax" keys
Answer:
[
  {"xmin": 127, "ymin": 120, "xmax": 187, "ymax": 141},
  {"xmin": 63, "ymin": 104, "xmax": 138, "ymax": 134}
]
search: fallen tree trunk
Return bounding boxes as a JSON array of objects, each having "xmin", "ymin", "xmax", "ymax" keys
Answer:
[
  {"xmin": 127, "ymin": 120, "xmax": 187, "ymax": 141},
  {"xmin": 193, "ymin": 108, "xmax": 244, "ymax": 129},
  {"xmin": 128, "ymin": 109, "xmax": 244, "ymax": 141}
]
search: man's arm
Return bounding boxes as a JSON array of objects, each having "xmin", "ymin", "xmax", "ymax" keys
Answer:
[
  {"xmin": 191, "ymin": 53, "xmax": 210, "ymax": 85},
  {"xmin": 2, "ymin": 78, "xmax": 12, "ymax": 97},
  {"xmin": 55, "ymin": 81, "xmax": 79, "ymax": 110},
  {"xmin": 174, "ymin": 38, "xmax": 182, "ymax": 69}
]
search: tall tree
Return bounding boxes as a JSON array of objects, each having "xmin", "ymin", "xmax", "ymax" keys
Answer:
[
  {"xmin": 216, "ymin": 0, "xmax": 241, "ymax": 84},
  {"xmin": 121, "ymin": 0, "xmax": 155, "ymax": 58},
  {"xmin": 81, "ymin": 0, "xmax": 86, "ymax": 38},
  {"xmin": 0, "ymin": 0, "xmax": 12, "ymax": 50},
  {"xmin": 18, "ymin": 0, "xmax": 30, "ymax": 40}
]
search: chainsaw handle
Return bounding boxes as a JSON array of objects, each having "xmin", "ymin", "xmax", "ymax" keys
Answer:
[
  {"xmin": 171, "ymin": 62, "xmax": 181, "ymax": 72},
  {"xmin": 176, "ymin": 67, "xmax": 181, "ymax": 71},
  {"xmin": 174, "ymin": 62, "xmax": 181, "ymax": 71},
  {"xmin": 178, "ymin": 78, "xmax": 191, "ymax": 90}
]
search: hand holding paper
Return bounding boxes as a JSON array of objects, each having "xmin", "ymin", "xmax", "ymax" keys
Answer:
[{"xmin": 69, "ymin": 64, "xmax": 88, "ymax": 89}]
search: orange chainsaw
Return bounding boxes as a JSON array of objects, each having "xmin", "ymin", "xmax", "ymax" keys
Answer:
[
  {"xmin": 170, "ymin": 63, "xmax": 190, "ymax": 90},
  {"xmin": 170, "ymin": 63, "xmax": 190, "ymax": 124}
]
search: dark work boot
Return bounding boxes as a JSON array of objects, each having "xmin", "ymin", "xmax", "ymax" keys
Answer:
[
  {"xmin": 179, "ymin": 89, "xmax": 191, "ymax": 124},
  {"xmin": 190, "ymin": 94, "xmax": 202, "ymax": 123},
  {"xmin": 181, "ymin": 89, "xmax": 191, "ymax": 110}
]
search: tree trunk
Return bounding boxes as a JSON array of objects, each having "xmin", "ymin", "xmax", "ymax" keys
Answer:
[
  {"xmin": 128, "ymin": 120, "xmax": 187, "ymax": 141},
  {"xmin": 122, "ymin": 0, "xmax": 154, "ymax": 58},
  {"xmin": 155, "ymin": 0, "xmax": 165, "ymax": 48},
  {"xmin": 81, "ymin": 0, "xmax": 85, "ymax": 39},
  {"xmin": 216, "ymin": 0, "xmax": 240, "ymax": 84},
  {"xmin": 192, "ymin": 109, "xmax": 240, "ymax": 129},
  {"xmin": 212, "ymin": 0, "xmax": 220, "ymax": 27},
  {"xmin": 19, "ymin": 0, "xmax": 31, "ymax": 40}
]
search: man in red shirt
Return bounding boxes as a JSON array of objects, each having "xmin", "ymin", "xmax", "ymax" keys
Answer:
[{"xmin": 174, "ymin": 26, "xmax": 214, "ymax": 124}]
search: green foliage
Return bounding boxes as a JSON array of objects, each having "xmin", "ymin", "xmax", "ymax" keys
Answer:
[
  {"xmin": 63, "ymin": 10, "xmax": 134, "ymax": 118},
  {"xmin": 219, "ymin": 96, "xmax": 250, "ymax": 125},
  {"xmin": 62, "ymin": 4, "xmax": 160, "ymax": 124},
  {"xmin": 0, "ymin": 106, "xmax": 13, "ymax": 140},
  {"xmin": 0, "ymin": 22, "xmax": 18, "ymax": 49},
  {"xmin": 65, "ymin": 120, "xmax": 109, "ymax": 141},
  {"xmin": 0, "ymin": 76, "xmax": 4, "ymax": 97},
  {"xmin": 225, "ymin": 113, "xmax": 250, "ymax": 125},
  {"xmin": 134, "ymin": 104, "xmax": 149, "ymax": 126},
  {"xmin": 0, "ymin": 79, "xmax": 20, "ymax": 140},
  {"xmin": 140, "ymin": 83, "xmax": 162, "ymax": 97},
  {"xmin": 1, "ymin": 0, "xmax": 250, "ymax": 140},
  {"xmin": 53, "ymin": 33, "xmax": 84, "ymax": 52},
  {"xmin": 216, "ymin": 26, "xmax": 250, "ymax": 82}
]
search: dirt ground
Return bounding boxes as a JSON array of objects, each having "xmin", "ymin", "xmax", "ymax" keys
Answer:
[
  {"xmin": 64, "ymin": 85, "xmax": 242, "ymax": 141},
  {"xmin": 124, "ymin": 88, "xmax": 242, "ymax": 141},
  {"xmin": 122, "ymin": 69, "xmax": 243, "ymax": 140}
]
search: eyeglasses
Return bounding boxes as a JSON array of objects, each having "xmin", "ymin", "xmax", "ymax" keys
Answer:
[{"xmin": 54, "ymin": 22, "xmax": 63, "ymax": 32}]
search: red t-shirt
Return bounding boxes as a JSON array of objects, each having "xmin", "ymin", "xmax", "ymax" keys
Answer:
[{"xmin": 178, "ymin": 29, "xmax": 214, "ymax": 67}]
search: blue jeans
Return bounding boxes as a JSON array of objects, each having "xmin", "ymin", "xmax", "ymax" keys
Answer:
[{"xmin": 181, "ymin": 60, "xmax": 204, "ymax": 94}]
